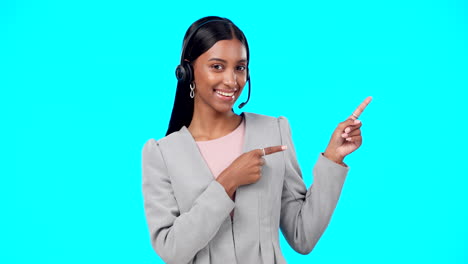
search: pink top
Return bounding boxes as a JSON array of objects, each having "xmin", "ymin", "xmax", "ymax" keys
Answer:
[
  {"xmin": 195, "ymin": 118, "xmax": 245, "ymax": 179},
  {"xmin": 195, "ymin": 118, "xmax": 245, "ymax": 219}
]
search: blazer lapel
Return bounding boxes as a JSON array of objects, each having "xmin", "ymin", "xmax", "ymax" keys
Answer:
[{"xmin": 178, "ymin": 125, "xmax": 216, "ymax": 183}]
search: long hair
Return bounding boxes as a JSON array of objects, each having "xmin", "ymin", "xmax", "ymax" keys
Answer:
[{"xmin": 165, "ymin": 16, "xmax": 250, "ymax": 136}]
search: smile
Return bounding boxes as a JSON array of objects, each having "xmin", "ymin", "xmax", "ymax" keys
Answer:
[{"xmin": 214, "ymin": 89, "xmax": 236, "ymax": 97}]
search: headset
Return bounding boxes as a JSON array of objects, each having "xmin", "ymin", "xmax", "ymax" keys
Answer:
[{"xmin": 175, "ymin": 19, "xmax": 251, "ymax": 109}]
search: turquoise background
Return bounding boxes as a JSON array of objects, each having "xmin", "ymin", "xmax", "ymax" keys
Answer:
[{"xmin": 2, "ymin": 0, "xmax": 467, "ymax": 263}]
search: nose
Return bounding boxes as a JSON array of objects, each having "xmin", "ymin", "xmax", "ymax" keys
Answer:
[{"xmin": 223, "ymin": 70, "xmax": 238, "ymax": 89}]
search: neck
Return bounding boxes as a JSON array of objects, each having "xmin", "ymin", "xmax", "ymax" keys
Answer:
[{"xmin": 188, "ymin": 105, "xmax": 242, "ymax": 141}]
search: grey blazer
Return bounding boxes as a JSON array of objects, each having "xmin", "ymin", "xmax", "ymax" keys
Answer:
[{"xmin": 142, "ymin": 112, "xmax": 349, "ymax": 264}]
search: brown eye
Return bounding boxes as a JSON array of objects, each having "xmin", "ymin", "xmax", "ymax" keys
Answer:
[
  {"xmin": 237, "ymin": 65, "xmax": 246, "ymax": 71},
  {"xmin": 211, "ymin": 64, "xmax": 224, "ymax": 71}
]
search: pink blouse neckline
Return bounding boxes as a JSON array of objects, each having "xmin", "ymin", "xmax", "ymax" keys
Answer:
[{"xmin": 195, "ymin": 118, "xmax": 245, "ymax": 144}]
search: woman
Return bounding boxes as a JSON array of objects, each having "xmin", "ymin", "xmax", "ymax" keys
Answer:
[{"xmin": 142, "ymin": 16, "xmax": 371, "ymax": 264}]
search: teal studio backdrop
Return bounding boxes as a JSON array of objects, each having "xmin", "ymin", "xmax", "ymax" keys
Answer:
[{"xmin": 1, "ymin": 0, "xmax": 467, "ymax": 263}]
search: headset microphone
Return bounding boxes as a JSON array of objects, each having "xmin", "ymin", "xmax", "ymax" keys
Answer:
[{"xmin": 238, "ymin": 78, "xmax": 251, "ymax": 109}]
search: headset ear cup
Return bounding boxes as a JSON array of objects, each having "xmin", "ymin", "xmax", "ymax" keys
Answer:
[
  {"xmin": 175, "ymin": 61, "xmax": 193, "ymax": 83},
  {"xmin": 175, "ymin": 64, "xmax": 185, "ymax": 81}
]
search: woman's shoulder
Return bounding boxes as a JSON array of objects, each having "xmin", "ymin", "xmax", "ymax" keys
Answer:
[
  {"xmin": 143, "ymin": 127, "xmax": 188, "ymax": 151},
  {"xmin": 244, "ymin": 112, "xmax": 291, "ymax": 128},
  {"xmin": 244, "ymin": 111, "xmax": 288, "ymax": 121}
]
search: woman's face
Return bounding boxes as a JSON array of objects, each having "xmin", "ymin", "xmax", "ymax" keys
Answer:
[{"xmin": 192, "ymin": 38, "xmax": 248, "ymax": 114}]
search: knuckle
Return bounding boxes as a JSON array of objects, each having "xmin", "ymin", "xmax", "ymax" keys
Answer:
[{"xmin": 339, "ymin": 120, "xmax": 350, "ymax": 127}]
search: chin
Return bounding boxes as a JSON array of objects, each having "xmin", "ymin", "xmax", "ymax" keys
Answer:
[{"xmin": 213, "ymin": 103, "xmax": 236, "ymax": 114}]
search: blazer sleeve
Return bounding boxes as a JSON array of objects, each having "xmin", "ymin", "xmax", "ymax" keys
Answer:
[
  {"xmin": 278, "ymin": 116, "xmax": 349, "ymax": 254},
  {"xmin": 142, "ymin": 139, "xmax": 236, "ymax": 264}
]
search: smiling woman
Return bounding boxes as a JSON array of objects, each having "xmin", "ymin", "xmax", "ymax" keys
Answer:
[
  {"xmin": 142, "ymin": 16, "xmax": 371, "ymax": 264},
  {"xmin": 168, "ymin": 17, "xmax": 251, "ymax": 137},
  {"xmin": 191, "ymin": 39, "xmax": 248, "ymax": 122}
]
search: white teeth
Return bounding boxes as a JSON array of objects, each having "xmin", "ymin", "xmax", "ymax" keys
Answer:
[{"xmin": 215, "ymin": 90, "xmax": 235, "ymax": 97}]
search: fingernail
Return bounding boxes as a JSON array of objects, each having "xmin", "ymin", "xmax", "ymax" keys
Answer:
[
  {"xmin": 354, "ymin": 120, "xmax": 361, "ymax": 124},
  {"xmin": 345, "ymin": 127, "xmax": 351, "ymax": 133},
  {"xmin": 342, "ymin": 133, "xmax": 348, "ymax": 138},
  {"xmin": 282, "ymin": 145, "xmax": 288, "ymax": 150}
]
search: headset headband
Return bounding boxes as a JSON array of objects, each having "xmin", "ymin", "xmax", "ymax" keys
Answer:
[{"xmin": 180, "ymin": 19, "xmax": 227, "ymax": 62}]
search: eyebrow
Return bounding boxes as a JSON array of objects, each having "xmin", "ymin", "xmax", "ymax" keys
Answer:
[{"xmin": 208, "ymin": 58, "xmax": 247, "ymax": 63}]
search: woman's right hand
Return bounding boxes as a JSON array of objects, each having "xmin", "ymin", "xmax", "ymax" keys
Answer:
[{"xmin": 217, "ymin": 145, "xmax": 287, "ymax": 198}]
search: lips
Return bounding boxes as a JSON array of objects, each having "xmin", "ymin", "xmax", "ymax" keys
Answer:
[{"xmin": 215, "ymin": 90, "xmax": 235, "ymax": 97}]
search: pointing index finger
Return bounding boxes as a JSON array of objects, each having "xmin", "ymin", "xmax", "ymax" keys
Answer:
[
  {"xmin": 349, "ymin": 96, "xmax": 372, "ymax": 120},
  {"xmin": 261, "ymin": 145, "xmax": 287, "ymax": 156}
]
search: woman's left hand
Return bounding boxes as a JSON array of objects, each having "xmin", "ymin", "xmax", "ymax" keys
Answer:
[{"xmin": 324, "ymin": 97, "xmax": 372, "ymax": 165}]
